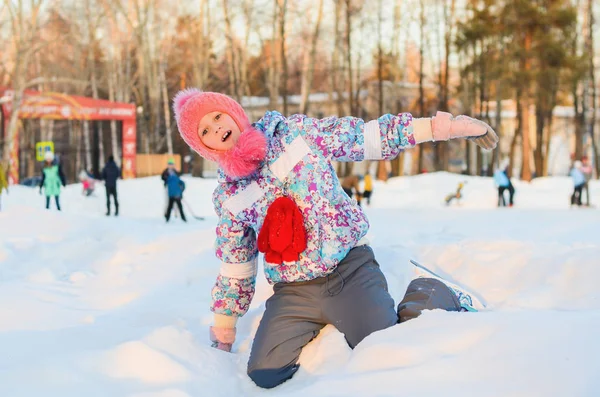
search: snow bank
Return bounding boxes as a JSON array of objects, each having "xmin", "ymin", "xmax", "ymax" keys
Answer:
[{"xmin": 0, "ymin": 173, "xmax": 598, "ymax": 396}]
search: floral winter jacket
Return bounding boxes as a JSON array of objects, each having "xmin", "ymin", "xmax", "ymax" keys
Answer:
[{"xmin": 211, "ymin": 111, "xmax": 416, "ymax": 317}]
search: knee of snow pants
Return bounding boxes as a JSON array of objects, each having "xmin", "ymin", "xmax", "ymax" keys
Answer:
[{"xmin": 397, "ymin": 278, "xmax": 461, "ymax": 323}]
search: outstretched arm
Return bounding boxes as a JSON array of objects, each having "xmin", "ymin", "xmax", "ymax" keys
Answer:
[
  {"xmin": 297, "ymin": 111, "xmax": 497, "ymax": 162},
  {"xmin": 297, "ymin": 113, "xmax": 417, "ymax": 162},
  {"xmin": 58, "ymin": 166, "xmax": 67, "ymax": 186}
]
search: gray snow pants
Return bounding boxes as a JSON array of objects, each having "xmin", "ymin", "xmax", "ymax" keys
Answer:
[{"xmin": 247, "ymin": 246, "xmax": 461, "ymax": 389}]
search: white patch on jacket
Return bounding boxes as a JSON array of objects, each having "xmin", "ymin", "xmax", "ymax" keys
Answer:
[{"xmin": 270, "ymin": 135, "xmax": 312, "ymax": 182}]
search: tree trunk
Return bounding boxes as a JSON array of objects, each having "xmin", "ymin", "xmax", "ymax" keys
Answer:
[
  {"xmin": 3, "ymin": 1, "xmax": 44, "ymax": 179},
  {"xmin": 74, "ymin": 121, "xmax": 82, "ymax": 177},
  {"xmin": 353, "ymin": 15, "xmax": 365, "ymax": 116},
  {"xmin": 435, "ymin": 0, "xmax": 455, "ymax": 171},
  {"xmin": 520, "ymin": 31, "xmax": 533, "ymax": 181},
  {"xmin": 85, "ymin": 0, "xmax": 103, "ymax": 166},
  {"xmin": 268, "ymin": 0, "xmax": 280, "ymax": 109},
  {"xmin": 48, "ymin": 120, "xmax": 54, "ymax": 142},
  {"xmin": 83, "ymin": 121, "xmax": 92, "ymax": 171},
  {"xmin": 222, "ymin": 0, "xmax": 240, "ymax": 100},
  {"xmin": 543, "ymin": 112, "xmax": 554, "ymax": 176},
  {"xmin": 493, "ymin": 84, "xmax": 502, "ymax": 170},
  {"xmin": 573, "ymin": 86, "xmax": 584, "ymax": 161},
  {"xmin": 587, "ymin": 0, "xmax": 598, "ymax": 177},
  {"xmin": 509, "ymin": 87, "xmax": 523, "ymax": 178},
  {"xmin": 160, "ymin": 61, "xmax": 174, "ymax": 154},
  {"xmin": 278, "ymin": 0, "xmax": 288, "ymax": 115},
  {"xmin": 241, "ymin": 1, "xmax": 255, "ymax": 98},
  {"xmin": 300, "ymin": 0, "xmax": 325, "ymax": 114},
  {"xmin": 193, "ymin": 0, "xmax": 211, "ymax": 88},
  {"xmin": 331, "ymin": 0, "xmax": 345, "ymax": 115},
  {"xmin": 417, "ymin": 0, "xmax": 425, "ymax": 174},
  {"xmin": 107, "ymin": 62, "xmax": 121, "ymax": 165},
  {"xmin": 377, "ymin": 0, "xmax": 384, "ymax": 116},
  {"xmin": 344, "ymin": 0, "xmax": 354, "ymax": 115},
  {"xmin": 534, "ymin": 104, "xmax": 545, "ymax": 177}
]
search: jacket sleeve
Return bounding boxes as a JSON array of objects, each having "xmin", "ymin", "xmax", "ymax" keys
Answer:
[
  {"xmin": 210, "ymin": 185, "xmax": 258, "ymax": 318},
  {"xmin": 39, "ymin": 170, "xmax": 45, "ymax": 188},
  {"xmin": 296, "ymin": 113, "xmax": 416, "ymax": 162},
  {"xmin": 58, "ymin": 166, "xmax": 67, "ymax": 186}
]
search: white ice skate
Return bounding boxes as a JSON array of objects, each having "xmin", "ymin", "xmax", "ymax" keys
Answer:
[{"xmin": 410, "ymin": 259, "xmax": 486, "ymax": 312}]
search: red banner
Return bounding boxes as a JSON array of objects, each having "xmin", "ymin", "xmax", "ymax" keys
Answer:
[
  {"xmin": 122, "ymin": 120, "xmax": 137, "ymax": 179},
  {"xmin": 1, "ymin": 88, "xmax": 137, "ymax": 182},
  {"xmin": 1, "ymin": 89, "xmax": 136, "ymax": 121}
]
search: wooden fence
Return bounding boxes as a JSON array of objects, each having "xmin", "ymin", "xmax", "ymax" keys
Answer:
[{"xmin": 136, "ymin": 154, "xmax": 181, "ymax": 177}]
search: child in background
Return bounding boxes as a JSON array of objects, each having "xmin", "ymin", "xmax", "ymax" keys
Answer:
[
  {"xmin": 341, "ymin": 174, "xmax": 362, "ymax": 206},
  {"xmin": 79, "ymin": 169, "xmax": 95, "ymax": 196},
  {"xmin": 0, "ymin": 161, "xmax": 8, "ymax": 211},
  {"xmin": 173, "ymin": 88, "xmax": 498, "ymax": 389},
  {"xmin": 493, "ymin": 169, "xmax": 514, "ymax": 208},
  {"xmin": 580, "ymin": 156, "xmax": 593, "ymax": 206},
  {"xmin": 39, "ymin": 152, "xmax": 66, "ymax": 211},
  {"xmin": 570, "ymin": 160, "xmax": 586, "ymax": 207},
  {"xmin": 164, "ymin": 166, "xmax": 187, "ymax": 222},
  {"xmin": 362, "ymin": 173, "xmax": 373, "ymax": 205}
]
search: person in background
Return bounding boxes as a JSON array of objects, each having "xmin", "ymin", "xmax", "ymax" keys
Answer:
[
  {"xmin": 39, "ymin": 152, "xmax": 66, "ymax": 211},
  {"xmin": 162, "ymin": 158, "xmax": 182, "ymax": 218},
  {"xmin": 164, "ymin": 165, "xmax": 187, "ymax": 223},
  {"xmin": 161, "ymin": 158, "xmax": 178, "ymax": 184},
  {"xmin": 493, "ymin": 160, "xmax": 515, "ymax": 207},
  {"xmin": 79, "ymin": 168, "xmax": 96, "ymax": 196},
  {"xmin": 341, "ymin": 174, "xmax": 363, "ymax": 206},
  {"xmin": 580, "ymin": 156, "xmax": 593, "ymax": 206},
  {"xmin": 570, "ymin": 160, "xmax": 586, "ymax": 207},
  {"xmin": 444, "ymin": 182, "xmax": 465, "ymax": 206},
  {"xmin": 362, "ymin": 173, "xmax": 373, "ymax": 205},
  {"xmin": 0, "ymin": 160, "xmax": 8, "ymax": 211},
  {"xmin": 101, "ymin": 155, "xmax": 121, "ymax": 216}
]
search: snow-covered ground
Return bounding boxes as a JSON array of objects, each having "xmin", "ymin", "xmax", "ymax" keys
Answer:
[{"xmin": 0, "ymin": 172, "xmax": 599, "ymax": 397}]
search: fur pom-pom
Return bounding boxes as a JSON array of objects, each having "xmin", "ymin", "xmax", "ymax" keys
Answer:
[
  {"xmin": 219, "ymin": 126, "xmax": 268, "ymax": 178},
  {"xmin": 173, "ymin": 88, "xmax": 203, "ymax": 120}
]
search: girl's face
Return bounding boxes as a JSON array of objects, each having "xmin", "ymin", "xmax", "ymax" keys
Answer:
[{"xmin": 197, "ymin": 111, "xmax": 241, "ymax": 151}]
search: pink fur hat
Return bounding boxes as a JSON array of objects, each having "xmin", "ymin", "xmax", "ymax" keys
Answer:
[
  {"xmin": 173, "ymin": 88, "xmax": 251, "ymax": 162},
  {"xmin": 173, "ymin": 88, "xmax": 267, "ymax": 178}
]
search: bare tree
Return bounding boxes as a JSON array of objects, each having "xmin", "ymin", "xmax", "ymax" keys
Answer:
[
  {"xmin": 80, "ymin": 0, "xmax": 106, "ymax": 169},
  {"xmin": 330, "ymin": 0, "xmax": 345, "ymax": 115},
  {"xmin": 191, "ymin": 0, "xmax": 211, "ymax": 88},
  {"xmin": 345, "ymin": 0, "xmax": 354, "ymax": 115},
  {"xmin": 278, "ymin": 0, "xmax": 288, "ymax": 115},
  {"xmin": 222, "ymin": 0, "xmax": 242, "ymax": 100},
  {"xmin": 436, "ymin": 0, "xmax": 456, "ymax": 171},
  {"xmin": 240, "ymin": 0, "xmax": 255, "ymax": 98},
  {"xmin": 159, "ymin": 60, "xmax": 173, "ymax": 154},
  {"xmin": 299, "ymin": 0, "xmax": 324, "ymax": 114},
  {"xmin": 2, "ymin": 0, "xmax": 45, "ymax": 177},
  {"xmin": 585, "ymin": 0, "xmax": 598, "ymax": 177},
  {"xmin": 417, "ymin": 0, "xmax": 426, "ymax": 174},
  {"xmin": 376, "ymin": 0, "xmax": 384, "ymax": 116},
  {"xmin": 268, "ymin": 0, "xmax": 281, "ymax": 109}
]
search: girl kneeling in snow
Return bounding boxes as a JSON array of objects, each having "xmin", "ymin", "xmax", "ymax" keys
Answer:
[{"xmin": 173, "ymin": 89, "xmax": 498, "ymax": 389}]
